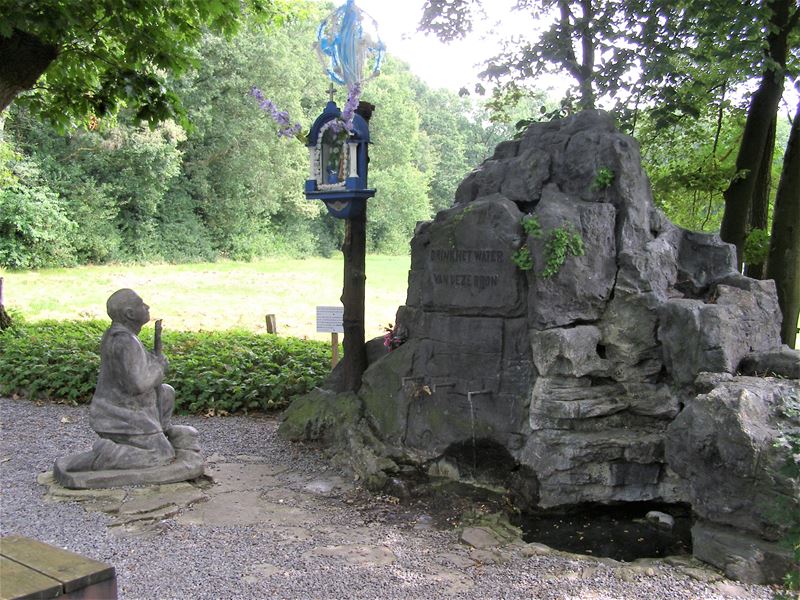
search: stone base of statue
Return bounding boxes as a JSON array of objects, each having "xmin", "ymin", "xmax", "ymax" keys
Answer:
[{"xmin": 54, "ymin": 425, "xmax": 204, "ymax": 489}]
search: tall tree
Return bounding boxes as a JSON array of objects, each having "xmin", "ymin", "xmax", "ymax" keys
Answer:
[
  {"xmin": 420, "ymin": 0, "xmax": 637, "ymax": 110},
  {"xmin": 719, "ymin": 0, "xmax": 800, "ymax": 267},
  {"xmin": 364, "ymin": 58, "xmax": 434, "ymax": 253},
  {"xmin": 637, "ymin": 91, "xmax": 746, "ymax": 233},
  {"xmin": 744, "ymin": 116, "xmax": 776, "ymax": 279},
  {"xmin": 0, "ymin": 0, "xmax": 292, "ymax": 128},
  {"xmin": 767, "ymin": 95, "xmax": 800, "ymax": 348},
  {"xmin": 172, "ymin": 15, "xmax": 329, "ymax": 259}
]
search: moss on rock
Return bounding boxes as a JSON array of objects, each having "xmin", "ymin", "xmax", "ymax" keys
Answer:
[
  {"xmin": 279, "ymin": 389, "xmax": 362, "ymax": 444},
  {"xmin": 359, "ymin": 341, "xmax": 417, "ymax": 444}
]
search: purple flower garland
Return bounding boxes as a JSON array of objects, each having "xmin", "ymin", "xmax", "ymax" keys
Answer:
[{"xmin": 250, "ymin": 84, "xmax": 361, "ymax": 141}]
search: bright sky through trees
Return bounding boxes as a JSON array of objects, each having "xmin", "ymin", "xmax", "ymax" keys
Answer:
[
  {"xmin": 356, "ymin": 0, "xmax": 557, "ymax": 93},
  {"xmin": 356, "ymin": 0, "xmax": 798, "ymax": 111}
]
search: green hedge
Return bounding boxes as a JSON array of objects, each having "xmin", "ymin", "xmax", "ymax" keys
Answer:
[{"xmin": 0, "ymin": 314, "xmax": 331, "ymax": 413}]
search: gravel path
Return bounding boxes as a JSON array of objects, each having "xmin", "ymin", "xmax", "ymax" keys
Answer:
[{"xmin": 0, "ymin": 397, "xmax": 778, "ymax": 600}]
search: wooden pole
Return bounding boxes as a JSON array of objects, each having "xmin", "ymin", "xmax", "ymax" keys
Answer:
[
  {"xmin": 338, "ymin": 101, "xmax": 374, "ymax": 392},
  {"xmin": 342, "ymin": 102, "xmax": 375, "ymax": 392},
  {"xmin": 331, "ymin": 332, "xmax": 339, "ymax": 368},
  {"xmin": 0, "ymin": 277, "xmax": 11, "ymax": 330},
  {"xmin": 341, "ymin": 206, "xmax": 367, "ymax": 391},
  {"xmin": 265, "ymin": 314, "xmax": 277, "ymax": 334},
  {"xmin": 154, "ymin": 319, "xmax": 163, "ymax": 355}
]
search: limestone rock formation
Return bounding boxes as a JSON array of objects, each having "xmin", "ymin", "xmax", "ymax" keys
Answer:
[
  {"xmin": 280, "ymin": 110, "xmax": 799, "ymax": 584},
  {"xmin": 666, "ymin": 375, "xmax": 800, "ymax": 584}
]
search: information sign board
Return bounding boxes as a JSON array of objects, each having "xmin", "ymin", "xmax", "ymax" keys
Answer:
[{"xmin": 316, "ymin": 306, "xmax": 344, "ymax": 333}]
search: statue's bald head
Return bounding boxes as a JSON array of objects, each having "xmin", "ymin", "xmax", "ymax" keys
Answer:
[{"xmin": 106, "ymin": 289, "xmax": 148, "ymax": 329}]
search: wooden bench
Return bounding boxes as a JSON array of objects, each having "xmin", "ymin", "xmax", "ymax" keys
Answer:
[{"xmin": 0, "ymin": 536, "xmax": 116, "ymax": 600}]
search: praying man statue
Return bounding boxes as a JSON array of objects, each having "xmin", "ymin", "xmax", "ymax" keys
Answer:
[{"xmin": 54, "ymin": 289, "xmax": 203, "ymax": 488}]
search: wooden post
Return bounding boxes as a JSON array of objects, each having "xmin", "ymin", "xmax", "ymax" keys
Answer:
[
  {"xmin": 0, "ymin": 277, "xmax": 11, "ymax": 330},
  {"xmin": 331, "ymin": 332, "xmax": 339, "ymax": 368},
  {"xmin": 265, "ymin": 314, "xmax": 276, "ymax": 334},
  {"xmin": 341, "ymin": 206, "xmax": 367, "ymax": 391},
  {"xmin": 339, "ymin": 101, "xmax": 374, "ymax": 392},
  {"xmin": 154, "ymin": 319, "xmax": 163, "ymax": 355}
]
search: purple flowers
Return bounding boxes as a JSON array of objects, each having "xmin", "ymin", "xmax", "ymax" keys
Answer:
[
  {"xmin": 340, "ymin": 82, "xmax": 361, "ymax": 131},
  {"xmin": 320, "ymin": 83, "xmax": 361, "ymax": 136},
  {"xmin": 383, "ymin": 322, "xmax": 406, "ymax": 351},
  {"xmin": 249, "ymin": 82, "xmax": 362, "ymax": 141},
  {"xmin": 250, "ymin": 87, "xmax": 303, "ymax": 140}
]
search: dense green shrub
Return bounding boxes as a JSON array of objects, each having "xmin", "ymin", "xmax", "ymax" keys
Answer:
[
  {"xmin": 165, "ymin": 329, "xmax": 331, "ymax": 413},
  {"xmin": 0, "ymin": 317, "xmax": 331, "ymax": 413},
  {"xmin": 0, "ymin": 158, "xmax": 78, "ymax": 269},
  {"xmin": 0, "ymin": 317, "xmax": 102, "ymax": 402}
]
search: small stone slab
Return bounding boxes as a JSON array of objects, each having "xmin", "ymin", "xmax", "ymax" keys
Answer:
[
  {"xmin": 303, "ymin": 476, "xmax": 351, "ymax": 496},
  {"xmin": 242, "ymin": 563, "xmax": 285, "ymax": 584},
  {"xmin": 0, "ymin": 536, "xmax": 115, "ymax": 595},
  {"xmin": 176, "ymin": 491, "xmax": 313, "ymax": 527},
  {"xmin": 204, "ymin": 463, "xmax": 284, "ymax": 493},
  {"xmin": 119, "ymin": 484, "xmax": 206, "ymax": 515},
  {"xmin": 428, "ymin": 567, "xmax": 475, "ymax": 595},
  {"xmin": 304, "ymin": 544, "xmax": 396, "ymax": 566},
  {"xmin": 519, "ymin": 542, "xmax": 554, "ymax": 557},
  {"xmin": 676, "ymin": 566, "xmax": 724, "ymax": 583},
  {"xmin": 714, "ymin": 582, "xmax": 751, "ymax": 597},
  {"xmin": 645, "ymin": 510, "xmax": 674, "ymax": 531},
  {"xmin": 437, "ymin": 552, "xmax": 476, "ymax": 568},
  {"xmin": 275, "ymin": 527, "xmax": 313, "ymax": 542},
  {"xmin": 469, "ymin": 548, "xmax": 509, "ymax": 565},
  {"xmin": 39, "ymin": 472, "xmax": 127, "ymax": 510},
  {"xmin": 53, "ymin": 449, "xmax": 203, "ymax": 489},
  {"xmin": 460, "ymin": 526, "xmax": 505, "ymax": 549},
  {"xmin": 112, "ymin": 505, "xmax": 183, "ymax": 527}
]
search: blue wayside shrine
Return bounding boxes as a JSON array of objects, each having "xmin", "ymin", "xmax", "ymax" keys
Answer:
[
  {"xmin": 308, "ymin": 0, "xmax": 383, "ymax": 392},
  {"xmin": 304, "ymin": 100, "xmax": 375, "ymax": 219},
  {"xmin": 251, "ymin": 0, "xmax": 383, "ymax": 390}
]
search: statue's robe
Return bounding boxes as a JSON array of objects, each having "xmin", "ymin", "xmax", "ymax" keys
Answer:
[{"xmin": 89, "ymin": 324, "xmax": 175, "ymax": 469}]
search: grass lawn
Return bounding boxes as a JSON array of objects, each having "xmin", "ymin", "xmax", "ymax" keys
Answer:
[{"xmin": 0, "ymin": 255, "xmax": 411, "ymax": 341}]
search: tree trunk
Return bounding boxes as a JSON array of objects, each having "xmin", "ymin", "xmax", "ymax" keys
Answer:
[
  {"xmin": 766, "ymin": 99, "xmax": 800, "ymax": 348},
  {"xmin": 744, "ymin": 115, "xmax": 776, "ymax": 279},
  {"xmin": 556, "ymin": 0, "xmax": 595, "ymax": 110},
  {"xmin": 341, "ymin": 206, "xmax": 367, "ymax": 392},
  {"xmin": 0, "ymin": 29, "xmax": 58, "ymax": 113},
  {"xmin": 719, "ymin": 0, "xmax": 791, "ymax": 268},
  {"xmin": 578, "ymin": 0, "xmax": 595, "ymax": 110},
  {"xmin": 339, "ymin": 100, "xmax": 375, "ymax": 392},
  {"xmin": 0, "ymin": 278, "xmax": 12, "ymax": 330}
]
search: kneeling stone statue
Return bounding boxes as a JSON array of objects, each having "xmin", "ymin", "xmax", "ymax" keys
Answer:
[{"xmin": 54, "ymin": 289, "xmax": 204, "ymax": 488}]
